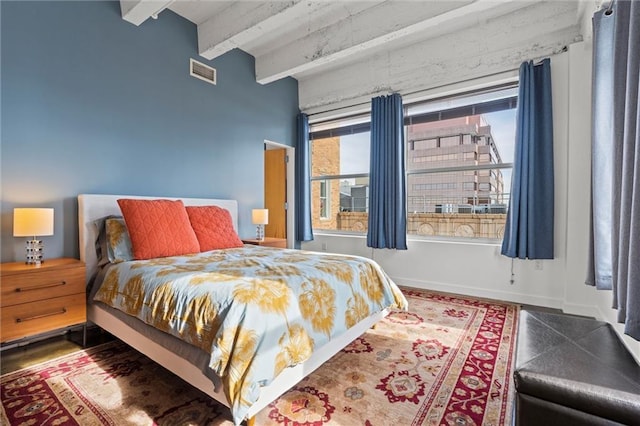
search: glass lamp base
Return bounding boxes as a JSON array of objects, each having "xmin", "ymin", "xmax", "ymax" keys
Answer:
[
  {"xmin": 25, "ymin": 239, "xmax": 44, "ymax": 265},
  {"xmin": 256, "ymin": 225, "xmax": 265, "ymax": 241}
]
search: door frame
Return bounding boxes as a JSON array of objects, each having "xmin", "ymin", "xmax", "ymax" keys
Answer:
[{"xmin": 264, "ymin": 139, "xmax": 295, "ymax": 248}]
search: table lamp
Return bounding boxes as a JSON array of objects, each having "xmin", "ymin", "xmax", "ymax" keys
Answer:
[
  {"xmin": 251, "ymin": 209, "xmax": 268, "ymax": 241},
  {"xmin": 13, "ymin": 208, "xmax": 54, "ymax": 265}
]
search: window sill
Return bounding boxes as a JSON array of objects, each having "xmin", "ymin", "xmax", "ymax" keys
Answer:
[{"xmin": 311, "ymin": 231, "xmax": 502, "ymax": 247}]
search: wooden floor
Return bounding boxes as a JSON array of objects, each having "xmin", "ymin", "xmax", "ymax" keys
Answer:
[{"xmin": 1, "ymin": 327, "xmax": 115, "ymax": 375}]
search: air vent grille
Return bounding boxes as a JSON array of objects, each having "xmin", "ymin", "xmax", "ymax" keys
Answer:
[{"xmin": 190, "ymin": 58, "xmax": 216, "ymax": 85}]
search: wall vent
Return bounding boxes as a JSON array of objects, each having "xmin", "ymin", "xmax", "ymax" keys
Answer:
[{"xmin": 190, "ymin": 58, "xmax": 216, "ymax": 85}]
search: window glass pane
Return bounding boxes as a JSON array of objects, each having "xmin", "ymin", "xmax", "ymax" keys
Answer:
[
  {"xmin": 407, "ymin": 169, "xmax": 509, "ymax": 239},
  {"xmin": 407, "ymin": 114, "xmax": 514, "ymax": 173},
  {"xmin": 440, "ymin": 135, "xmax": 460, "ymax": 147},
  {"xmin": 405, "ymin": 87, "xmax": 516, "ymax": 240},
  {"xmin": 310, "ymin": 114, "xmax": 370, "ymax": 138},
  {"xmin": 319, "ymin": 181, "xmax": 329, "ymax": 219},
  {"xmin": 310, "ymin": 114, "xmax": 371, "ymax": 234},
  {"xmin": 407, "ymin": 170, "xmax": 509, "ymax": 212},
  {"xmin": 482, "ymin": 108, "xmax": 516, "ymax": 191},
  {"xmin": 312, "ymin": 177, "xmax": 369, "ymax": 232},
  {"xmin": 406, "ymin": 86, "xmax": 518, "ymax": 119},
  {"xmin": 340, "ymin": 133, "xmax": 370, "ymax": 175},
  {"xmin": 463, "ymin": 182, "xmax": 476, "ymax": 191},
  {"xmin": 413, "ymin": 138, "xmax": 437, "ymax": 150},
  {"xmin": 311, "ymin": 132, "xmax": 370, "ymax": 177}
]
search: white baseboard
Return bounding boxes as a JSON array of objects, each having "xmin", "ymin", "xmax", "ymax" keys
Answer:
[
  {"xmin": 561, "ymin": 302, "xmax": 600, "ymax": 318},
  {"xmin": 393, "ymin": 276, "xmax": 564, "ymax": 309}
]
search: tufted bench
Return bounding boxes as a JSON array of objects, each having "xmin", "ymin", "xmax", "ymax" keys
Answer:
[{"xmin": 513, "ymin": 310, "xmax": 640, "ymax": 425}]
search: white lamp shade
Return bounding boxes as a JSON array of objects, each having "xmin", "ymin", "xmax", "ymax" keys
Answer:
[
  {"xmin": 251, "ymin": 209, "xmax": 269, "ymax": 225},
  {"xmin": 13, "ymin": 208, "xmax": 54, "ymax": 237}
]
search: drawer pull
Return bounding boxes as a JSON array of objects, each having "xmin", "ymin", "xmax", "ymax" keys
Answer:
[
  {"xmin": 15, "ymin": 281, "xmax": 66, "ymax": 292},
  {"xmin": 16, "ymin": 308, "xmax": 67, "ymax": 323}
]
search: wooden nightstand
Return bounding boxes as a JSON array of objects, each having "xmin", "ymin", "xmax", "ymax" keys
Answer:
[
  {"xmin": 242, "ymin": 237, "xmax": 288, "ymax": 248},
  {"xmin": 1, "ymin": 258, "xmax": 86, "ymax": 344}
]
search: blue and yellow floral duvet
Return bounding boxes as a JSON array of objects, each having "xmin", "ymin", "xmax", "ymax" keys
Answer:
[{"xmin": 93, "ymin": 245, "xmax": 407, "ymax": 424}]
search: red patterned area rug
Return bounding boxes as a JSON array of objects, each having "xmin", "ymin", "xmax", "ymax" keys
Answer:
[{"xmin": 1, "ymin": 288, "xmax": 519, "ymax": 426}]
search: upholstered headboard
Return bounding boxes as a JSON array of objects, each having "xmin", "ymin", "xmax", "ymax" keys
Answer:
[{"xmin": 77, "ymin": 194, "xmax": 239, "ymax": 283}]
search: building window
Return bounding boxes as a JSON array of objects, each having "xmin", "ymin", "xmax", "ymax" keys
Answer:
[
  {"xmin": 440, "ymin": 135, "xmax": 461, "ymax": 147},
  {"xmin": 309, "ymin": 83, "xmax": 517, "ymax": 239},
  {"xmin": 319, "ymin": 180, "xmax": 330, "ymax": 219},
  {"xmin": 413, "ymin": 182, "xmax": 457, "ymax": 191},
  {"xmin": 464, "ymin": 152, "xmax": 478, "ymax": 161},
  {"xmin": 413, "ymin": 138, "xmax": 438, "ymax": 150},
  {"xmin": 463, "ymin": 182, "xmax": 477, "ymax": 191}
]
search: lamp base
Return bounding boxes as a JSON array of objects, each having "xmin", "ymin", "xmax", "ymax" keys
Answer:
[
  {"xmin": 256, "ymin": 225, "xmax": 265, "ymax": 241},
  {"xmin": 25, "ymin": 239, "xmax": 44, "ymax": 265}
]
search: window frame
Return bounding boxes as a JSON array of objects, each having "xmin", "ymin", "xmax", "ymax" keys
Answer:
[{"xmin": 309, "ymin": 82, "xmax": 517, "ymax": 242}]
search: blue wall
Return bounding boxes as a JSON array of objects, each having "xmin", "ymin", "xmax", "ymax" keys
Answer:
[{"xmin": 0, "ymin": 1, "xmax": 299, "ymax": 262}]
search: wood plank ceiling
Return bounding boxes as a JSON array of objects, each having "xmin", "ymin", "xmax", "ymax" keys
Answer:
[{"xmin": 120, "ymin": 1, "xmax": 598, "ymax": 113}]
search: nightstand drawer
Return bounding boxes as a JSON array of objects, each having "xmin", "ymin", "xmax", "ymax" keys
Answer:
[
  {"xmin": 1, "ymin": 267, "xmax": 85, "ymax": 308},
  {"xmin": 1, "ymin": 293, "xmax": 86, "ymax": 343}
]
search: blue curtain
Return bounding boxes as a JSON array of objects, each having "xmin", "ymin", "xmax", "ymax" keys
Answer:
[
  {"xmin": 501, "ymin": 59, "xmax": 554, "ymax": 259},
  {"xmin": 295, "ymin": 113, "xmax": 313, "ymax": 242},
  {"xmin": 367, "ymin": 93, "xmax": 407, "ymax": 250},
  {"xmin": 588, "ymin": 1, "xmax": 640, "ymax": 340}
]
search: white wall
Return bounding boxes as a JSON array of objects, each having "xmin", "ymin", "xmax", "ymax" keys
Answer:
[{"xmin": 302, "ymin": 41, "xmax": 640, "ymax": 361}]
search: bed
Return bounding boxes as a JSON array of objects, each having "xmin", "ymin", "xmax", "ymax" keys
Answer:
[{"xmin": 78, "ymin": 193, "xmax": 407, "ymax": 425}]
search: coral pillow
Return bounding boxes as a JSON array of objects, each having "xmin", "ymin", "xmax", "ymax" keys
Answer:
[
  {"xmin": 117, "ymin": 199, "xmax": 200, "ymax": 260},
  {"xmin": 186, "ymin": 205, "xmax": 243, "ymax": 251}
]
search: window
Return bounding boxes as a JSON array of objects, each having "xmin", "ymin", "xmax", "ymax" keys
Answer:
[
  {"xmin": 413, "ymin": 183, "xmax": 457, "ymax": 191},
  {"xmin": 319, "ymin": 180, "xmax": 330, "ymax": 219},
  {"xmin": 413, "ymin": 138, "xmax": 438, "ymax": 150},
  {"xmin": 440, "ymin": 135, "xmax": 460, "ymax": 147},
  {"xmin": 309, "ymin": 84, "xmax": 517, "ymax": 239},
  {"xmin": 405, "ymin": 85, "xmax": 516, "ymax": 239},
  {"xmin": 463, "ymin": 182, "xmax": 477, "ymax": 191},
  {"xmin": 310, "ymin": 114, "xmax": 370, "ymax": 231}
]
